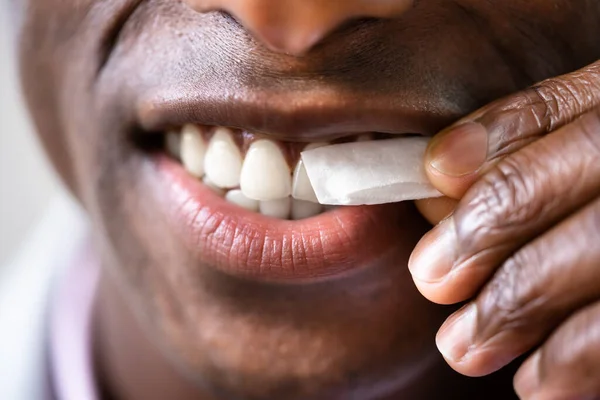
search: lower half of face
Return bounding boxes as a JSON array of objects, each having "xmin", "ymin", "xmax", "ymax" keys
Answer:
[{"xmin": 17, "ymin": 0, "xmax": 600, "ymax": 397}]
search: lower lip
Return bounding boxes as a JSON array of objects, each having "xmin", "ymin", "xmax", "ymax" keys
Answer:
[{"xmin": 153, "ymin": 154, "xmax": 423, "ymax": 282}]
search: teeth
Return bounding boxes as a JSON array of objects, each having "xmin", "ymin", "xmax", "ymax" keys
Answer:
[
  {"xmin": 225, "ymin": 190, "xmax": 259, "ymax": 212},
  {"xmin": 166, "ymin": 131, "xmax": 181, "ymax": 159},
  {"xmin": 259, "ymin": 198, "xmax": 291, "ymax": 219},
  {"xmin": 180, "ymin": 125, "xmax": 206, "ymax": 177},
  {"xmin": 202, "ymin": 176, "xmax": 225, "ymax": 196},
  {"xmin": 291, "ymin": 199, "xmax": 322, "ymax": 220},
  {"xmin": 291, "ymin": 160, "xmax": 316, "ymax": 202},
  {"xmin": 170, "ymin": 124, "xmax": 344, "ymax": 219},
  {"xmin": 292, "ymin": 143, "xmax": 328, "ymax": 203},
  {"xmin": 240, "ymin": 140, "xmax": 292, "ymax": 201},
  {"xmin": 204, "ymin": 127, "xmax": 243, "ymax": 189}
]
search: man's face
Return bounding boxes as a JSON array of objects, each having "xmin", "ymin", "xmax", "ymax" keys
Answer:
[{"xmin": 14, "ymin": 0, "xmax": 600, "ymax": 398}]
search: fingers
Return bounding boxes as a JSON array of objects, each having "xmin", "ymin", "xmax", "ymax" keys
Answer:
[
  {"xmin": 414, "ymin": 196, "xmax": 457, "ymax": 225},
  {"xmin": 433, "ymin": 198, "xmax": 600, "ymax": 377},
  {"xmin": 425, "ymin": 60, "xmax": 600, "ymax": 199},
  {"xmin": 409, "ymin": 108, "xmax": 600, "ymax": 305},
  {"xmin": 514, "ymin": 301, "xmax": 600, "ymax": 399}
]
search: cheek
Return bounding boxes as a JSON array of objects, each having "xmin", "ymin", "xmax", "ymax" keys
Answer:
[{"xmin": 16, "ymin": 7, "xmax": 80, "ymax": 195}]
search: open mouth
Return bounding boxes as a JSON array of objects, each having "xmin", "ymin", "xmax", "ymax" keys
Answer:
[
  {"xmin": 136, "ymin": 121, "xmax": 428, "ymax": 282},
  {"xmin": 161, "ymin": 124, "xmax": 397, "ymax": 220},
  {"xmin": 130, "ymin": 85, "xmax": 440, "ymax": 282}
]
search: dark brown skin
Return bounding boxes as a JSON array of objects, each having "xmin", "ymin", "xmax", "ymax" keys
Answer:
[
  {"xmin": 10, "ymin": 0, "xmax": 600, "ymax": 398},
  {"xmin": 414, "ymin": 61, "xmax": 600, "ymax": 398}
]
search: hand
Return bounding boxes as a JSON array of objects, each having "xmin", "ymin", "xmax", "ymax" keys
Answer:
[{"xmin": 410, "ymin": 60, "xmax": 600, "ymax": 399}]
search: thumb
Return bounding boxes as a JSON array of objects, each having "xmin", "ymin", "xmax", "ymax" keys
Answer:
[{"xmin": 424, "ymin": 60, "xmax": 600, "ymax": 199}]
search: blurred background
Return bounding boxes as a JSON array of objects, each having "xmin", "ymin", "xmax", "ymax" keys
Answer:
[{"xmin": 0, "ymin": 5, "xmax": 61, "ymax": 268}]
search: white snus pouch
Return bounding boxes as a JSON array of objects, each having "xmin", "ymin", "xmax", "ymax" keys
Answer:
[{"xmin": 300, "ymin": 137, "xmax": 443, "ymax": 206}]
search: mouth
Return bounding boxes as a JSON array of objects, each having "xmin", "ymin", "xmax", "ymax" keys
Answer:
[
  {"xmin": 162, "ymin": 125, "xmax": 409, "ymax": 219},
  {"xmin": 126, "ymin": 63, "xmax": 450, "ymax": 282},
  {"xmin": 135, "ymin": 118, "xmax": 430, "ymax": 282}
]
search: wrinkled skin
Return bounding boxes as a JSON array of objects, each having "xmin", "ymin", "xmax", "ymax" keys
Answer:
[
  {"xmin": 412, "ymin": 61, "xmax": 600, "ymax": 398},
  {"xmin": 11, "ymin": 0, "xmax": 600, "ymax": 399}
]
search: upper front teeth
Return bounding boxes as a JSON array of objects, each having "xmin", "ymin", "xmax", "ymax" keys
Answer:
[
  {"xmin": 291, "ymin": 142, "xmax": 327, "ymax": 203},
  {"xmin": 169, "ymin": 124, "xmax": 326, "ymax": 220},
  {"xmin": 204, "ymin": 127, "xmax": 243, "ymax": 189},
  {"xmin": 240, "ymin": 139, "xmax": 292, "ymax": 201},
  {"xmin": 180, "ymin": 125, "xmax": 206, "ymax": 177},
  {"xmin": 202, "ymin": 176, "xmax": 225, "ymax": 196},
  {"xmin": 225, "ymin": 189, "xmax": 259, "ymax": 212}
]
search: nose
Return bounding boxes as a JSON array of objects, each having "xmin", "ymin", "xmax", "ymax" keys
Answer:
[{"xmin": 185, "ymin": 0, "xmax": 414, "ymax": 55}]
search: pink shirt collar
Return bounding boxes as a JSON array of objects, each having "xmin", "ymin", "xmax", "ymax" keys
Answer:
[{"xmin": 48, "ymin": 241, "xmax": 100, "ymax": 400}]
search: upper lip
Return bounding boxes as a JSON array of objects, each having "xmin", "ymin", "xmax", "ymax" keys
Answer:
[{"xmin": 136, "ymin": 85, "xmax": 459, "ymax": 142}]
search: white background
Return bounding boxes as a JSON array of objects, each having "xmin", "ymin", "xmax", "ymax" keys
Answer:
[{"xmin": 0, "ymin": 5, "xmax": 61, "ymax": 267}]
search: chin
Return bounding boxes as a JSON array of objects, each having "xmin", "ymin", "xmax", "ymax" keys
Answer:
[{"xmin": 99, "ymin": 207, "xmax": 448, "ymax": 399}]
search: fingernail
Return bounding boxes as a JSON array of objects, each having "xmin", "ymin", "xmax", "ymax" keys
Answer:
[
  {"xmin": 428, "ymin": 122, "xmax": 489, "ymax": 177},
  {"xmin": 409, "ymin": 217, "xmax": 456, "ymax": 282},
  {"xmin": 436, "ymin": 303, "xmax": 477, "ymax": 362},
  {"xmin": 514, "ymin": 352, "xmax": 541, "ymax": 399}
]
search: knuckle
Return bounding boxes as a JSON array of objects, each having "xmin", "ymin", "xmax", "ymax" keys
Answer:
[
  {"xmin": 458, "ymin": 156, "xmax": 545, "ymax": 244},
  {"xmin": 526, "ymin": 85, "xmax": 558, "ymax": 132},
  {"xmin": 453, "ymin": 156, "xmax": 554, "ymax": 267},
  {"xmin": 528, "ymin": 81, "xmax": 576, "ymax": 132},
  {"xmin": 478, "ymin": 247, "xmax": 550, "ymax": 335},
  {"xmin": 526, "ymin": 68, "xmax": 600, "ymax": 133},
  {"xmin": 483, "ymin": 62, "xmax": 600, "ymax": 160}
]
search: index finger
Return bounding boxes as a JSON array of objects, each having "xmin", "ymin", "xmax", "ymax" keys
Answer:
[{"xmin": 424, "ymin": 60, "xmax": 600, "ymax": 199}]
